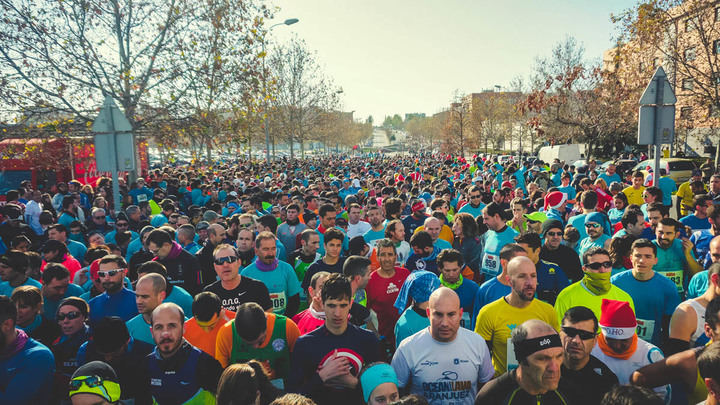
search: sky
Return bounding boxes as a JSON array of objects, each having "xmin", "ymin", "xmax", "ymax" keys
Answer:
[{"xmin": 270, "ymin": 0, "xmax": 633, "ymax": 124}]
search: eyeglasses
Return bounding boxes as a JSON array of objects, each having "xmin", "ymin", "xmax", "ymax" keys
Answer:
[
  {"xmin": 214, "ymin": 256, "xmax": 238, "ymax": 265},
  {"xmin": 546, "ymin": 231, "xmax": 563, "ymax": 237},
  {"xmin": 57, "ymin": 311, "xmax": 82, "ymax": 321},
  {"xmin": 469, "ymin": 195, "xmax": 481, "ymax": 199},
  {"xmin": 97, "ymin": 269, "xmax": 123, "ymax": 278},
  {"xmin": 585, "ymin": 223, "xmax": 601, "ymax": 229},
  {"xmin": 585, "ymin": 261, "xmax": 612, "ymax": 270},
  {"xmin": 115, "ymin": 222, "xmax": 129, "ymax": 227},
  {"xmin": 93, "ymin": 216, "xmax": 105, "ymax": 220},
  {"xmin": 562, "ymin": 326, "xmax": 596, "ymax": 340}
]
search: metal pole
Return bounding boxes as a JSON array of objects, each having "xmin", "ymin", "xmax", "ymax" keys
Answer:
[{"xmin": 653, "ymin": 78, "xmax": 663, "ymax": 186}]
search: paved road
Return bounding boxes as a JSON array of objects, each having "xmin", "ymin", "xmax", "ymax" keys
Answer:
[{"xmin": 372, "ymin": 128, "xmax": 390, "ymax": 148}]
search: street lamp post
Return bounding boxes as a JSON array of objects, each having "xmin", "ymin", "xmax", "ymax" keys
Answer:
[{"xmin": 262, "ymin": 18, "xmax": 298, "ymax": 163}]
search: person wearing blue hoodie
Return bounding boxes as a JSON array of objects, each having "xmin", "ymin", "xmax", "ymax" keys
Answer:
[
  {"xmin": 405, "ymin": 231, "xmax": 441, "ymax": 275},
  {"xmin": 0, "ymin": 295, "xmax": 55, "ymax": 404}
]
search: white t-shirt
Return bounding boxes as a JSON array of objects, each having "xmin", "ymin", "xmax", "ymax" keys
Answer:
[
  {"xmin": 24, "ymin": 200, "xmax": 43, "ymax": 235},
  {"xmin": 347, "ymin": 220, "xmax": 371, "ymax": 239},
  {"xmin": 391, "ymin": 327, "xmax": 494, "ymax": 405}
]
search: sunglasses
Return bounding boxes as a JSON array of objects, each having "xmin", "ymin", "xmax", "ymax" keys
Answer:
[
  {"xmin": 546, "ymin": 231, "xmax": 563, "ymax": 237},
  {"xmin": 214, "ymin": 256, "xmax": 238, "ymax": 265},
  {"xmin": 562, "ymin": 326, "xmax": 596, "ymax": 340},
  {"xmin": 585, "ymin": 261, "xmax": 612, "ymax": 270},
  {"xmin": 98, "ymin": 269, "xmax": 123, "ymax": 278},
  {"xmin": 93, "ymin": 216, "xmax": 105, "ymax": 220},
  {"xmin": 69, "ymin": 375, "xmax": 105, "ymax": 391},
  {"xmin": 585, "ymin": 223, "xmax": 601, "ymax": 228},
  {"xmin": 238, "ymin": 223, "xmax": 252, "ymax": 229},
  {"xmin": 469, "ymin": 195, "xmax": 481, "ymax": 199},
  {"xmin": 57, "ymin": 311, "xmax": 82, "ymax": 321},
  {"xmin": 115, "ymin": 223, "xmax": 129, "ymax": 227}
]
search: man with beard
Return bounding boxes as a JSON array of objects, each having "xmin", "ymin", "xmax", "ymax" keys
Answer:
[
  {"xmin": 577, "ymin": 212, "xmax": 612, "ymax": 261},
  {"xmin": 539, "ymin": 220, "xmax": 584, "ymax": 283},
  {"xmin": 363, "ymin": 205, "xmax": 387, "ymax": 245},
  {"xmin": 0, "ymin": 295, "xmax": 55, "ymax": 404},
  {"xmin": 475, "ymin": 256, "xmax": 559, "ymax": 376},
  {"xmin": 288, "ymin": 229, "xmax": 321, "ymax": 308},
  {"xmin": 278, "ymin": 203, "xmax": 308, "ymax": 255},
  {"xmin": 204, "ymin": 244, "xmax": 271, "ymax": 312},
  {"xmin": 126, "ymin": 274, "xmax": 167, "ymax": 345},
  {"xmin": 475, "ymin": 319, "xmax": 580, "ymax": 404},
  {"xmin": 88, "ymin": 255, "xmax": 138, "ymax": 324},
  {"xmin": 480, "ymin": 202, "xmax": 519, "ymax": 280},
  {"xmin": 146, "ymin": 303, "xmax": 223, "ymax": 404},
  {"xmin": 653, "ymin": 217, "xmax": 703, "ymax": 297},
  {"xmin": 242, "ymin": 232, "xmax": 301, "ymax": 317},
  {"xmin": 559, "ymin": 307, "xmax": 618, "ymax": 405}
]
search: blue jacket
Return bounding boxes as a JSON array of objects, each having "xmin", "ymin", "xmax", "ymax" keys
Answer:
[{"xmin": 0, "ymin": 333, "xmax": 55, "ymax": 404}]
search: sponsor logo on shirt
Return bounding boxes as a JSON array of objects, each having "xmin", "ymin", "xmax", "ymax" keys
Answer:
[
  {"xmin": 272, "ymin": 338, "xmax": 286, "ymax": 352},
  {"xmin": 386, "ymin": 282, "xmax": 399, "ymax": 295},
  {"xmin": 420, "ymin": 360, "xmax": 439, "ymax": 367}
]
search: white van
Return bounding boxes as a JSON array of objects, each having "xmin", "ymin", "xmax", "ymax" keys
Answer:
[{"xmin": 538, "ymin": 144, "xmax": 583, "ymax": 165}]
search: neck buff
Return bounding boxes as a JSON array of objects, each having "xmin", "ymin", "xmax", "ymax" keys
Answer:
[
  {"xmin": 583, "ymin": 271, "xmax": 612, "ymax": 295},
  {"xmin": 0, "ymin": 329, "xmax": 28, "ymax": 361},
  {"xmin": 309, "ymin": 305, "xmax": 326, "ymax": 320},
  {"xmin": 255, "ymin": 258, "xmax": 279, "ymax": 272},
  {"xmin": 196, "ymin": 313, "xmax": 219, "ymax": 332},
  {"xmin": 597, "ymin": 333, "xmax": 637, "ymax": 360},
  {"xmin": 440, "ymin": 274, "xmax": 463, "ymax": 290},
  {"xmin": 286, "ymin": 218, "xmax": 300, "ymax": 226}
]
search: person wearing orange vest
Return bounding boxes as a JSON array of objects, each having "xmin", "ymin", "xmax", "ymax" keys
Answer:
[{"xmin": 215, "ymin": 302, "xmax": 300, "ymax": 386}]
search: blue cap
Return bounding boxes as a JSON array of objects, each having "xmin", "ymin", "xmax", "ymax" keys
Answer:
[{"xmin": 360, "ymin": 363, "xmax": 398, "ymax": 403}]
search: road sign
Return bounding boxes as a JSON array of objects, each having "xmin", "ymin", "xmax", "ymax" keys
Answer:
[
  {"xmin": 91, "ymin": 95, "xmax": 134, "ymax": 214},
  {"xmin": 639, "ymin": 66, "xmax": 677, "ymax": 106},
  {"xmin": 638, "ymin": 66, "xmax": 677, "ymax": 186},
  {"xmin": 638, "ymin": 105, "xmax": 675, "ymax": 145}
]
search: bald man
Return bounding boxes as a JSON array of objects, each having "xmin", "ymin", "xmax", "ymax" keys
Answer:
[
  {"xmin": 476, "ymin": 319, "xmax": 580, "ymax": 403},
  {"xmin": 146, "ymin": 303, "xmax": 223, "ymax": 404},
  {"xmin": 196, "ymin": 223, "xmax": 228, "ymax": 285},
  {"xmin": 423, "ymin": 217, "xmax": 452, "ymax": 251},
  {"xmin": 475, "ymin": 256, "xmax": 559, "ymax": 376},
  {"xmin": 126, "ymin": 273, "xmax": 166, "ymax": 345},
  {"xmin": 391, "ymin": 287, "xmax": 494, "ymax": 404}
]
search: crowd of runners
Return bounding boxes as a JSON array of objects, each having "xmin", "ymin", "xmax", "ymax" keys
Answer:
[{"xmin": 2, "ymin": 151, "xmax": 720, "ymax": 405}]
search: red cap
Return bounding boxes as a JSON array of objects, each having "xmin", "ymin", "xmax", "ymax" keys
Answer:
[
  {"xmin": 90, "ymin": 259, "xmax": 101, "ymax": 281},
  {"xmin": 599, "ymin": 299, "xmax": 636, "ymax": 338}
]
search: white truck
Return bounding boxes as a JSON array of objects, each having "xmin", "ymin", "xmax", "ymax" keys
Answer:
[{"xmin": 538, "ymin": 144, "xmax": 584, "ymax": 165}]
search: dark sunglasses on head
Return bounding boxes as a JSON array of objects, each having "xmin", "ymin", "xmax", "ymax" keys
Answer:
[
  {"xmin": 214, "ymin": 256, "xmax": 238, "ymax": 265},
  {"xmin": 585, "ymin": 261, "xmax": 612, "ymax": 270},
  {"xmin": 98, "ymin": 269, "xmax": 123, "ymax": 278},
  {"xmin": 57, "ymin": 311, "xmax": 82, "ymax": 321},
  {"xmin": 562, "ymin": 326, "xmax": 596, "ymax": 340}
]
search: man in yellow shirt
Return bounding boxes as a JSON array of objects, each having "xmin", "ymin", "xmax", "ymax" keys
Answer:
[
  {"xmin": 676, "ymin": 171, "xmax": 707, "ymax": 218},
  {"xmin": 554, "ymin": 247, "xmax": 635, "ymax": 325},
  {"xmin": 475, "ymin": 256, "xmax": 559, "ymax": 376},
  {"xmin": 623, "ymin": 171, "xmax": 647, "ymax": 206}
]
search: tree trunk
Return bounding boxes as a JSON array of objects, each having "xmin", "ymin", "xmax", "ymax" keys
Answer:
[{"xmin": 289, "ymin": 132, "xmax": 295, "ymax": 160}]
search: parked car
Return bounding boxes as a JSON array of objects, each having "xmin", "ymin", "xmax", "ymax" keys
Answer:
[{"xmin": 632, "ymin": 158, "xmax": 698, "ymax": 184}]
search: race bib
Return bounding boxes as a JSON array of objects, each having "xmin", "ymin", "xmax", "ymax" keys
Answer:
[
  {"xmin": 506, "ymin": 338, "xmax": 518, "ymax": 372},
  {"xmin": 137, "ymin": 194, "xmax": 148, "ymax": 202},
  {"xmin": 636, "ymin": 318, "xmax": 655, "ymax": 342},
  {"xmin": 269, "ymin": 292, "xmax": 287, "ymax": 314},
  {"xmin": 657, "ymin": 270, "xmax": 683, "ymax": 294},
  {"xmin": 460, "ymin": 312, "xmax": 471, "ymax": 330},
  {"xmin": 482, "ymin": 253, "xmax": 501, "ymax": 276}
]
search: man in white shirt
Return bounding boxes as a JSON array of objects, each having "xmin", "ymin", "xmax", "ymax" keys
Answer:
[
  {"xmin": 391, "ymin": 287, "xmax": 494, "ymax": 404},
  {"xmin": 347, "ymin": 203, "xmax": 371, "ymax": 239},
  {"xmin": 24, "ymin": 190, "xmax": 43, "ymax": 235}
]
